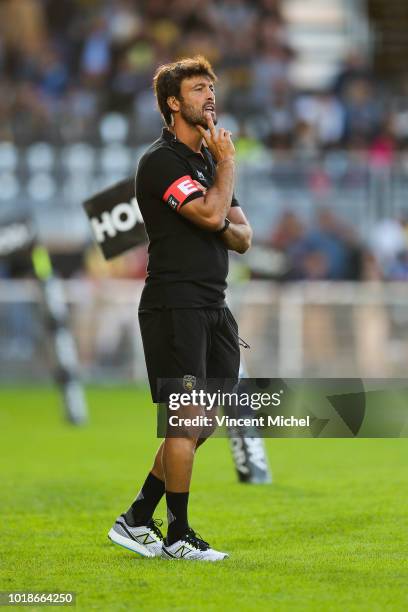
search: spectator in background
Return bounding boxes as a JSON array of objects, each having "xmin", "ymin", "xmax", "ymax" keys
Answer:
[
  {"xmin": 216, "ymin": 0, "xmax": 257, "ymax": 35},
  {"xmin": 251, "ymin": 40, "xmax": 292, "ymax": 112},
  {"xmin": 331, "ymin": 50, "xmax": 386, "ymax": 148},
  {"xmin": 270, "ymin": 210, "xmax": 305, "ymax": 252},
  {"xmin": 0, "ymin": 0, "xmax": 46, "ymax": 58},
  {"xmin": 343, "ymin": 79, "xmax": 383, "ymax": 145},
  {"xmin": 262, "ymin": 80, "xmax": 294, "ymax": 149},
  {"xmin": 388, "ymin": 251, "xmax": 408, "ymax": 281},
  {"xmin": 106, "ymin": 0, "xmax": 142, "ymax": 48},
  {"xmin": 370, "ymin": 218, "xmax": 408, "ymax": 278},
  {"xmin": 37, "ymin": 45, "xmax": 69, "ymax": 100},
  {"xmin": 60, "ymin": 81, "xmax": 100, "ymax": 142},
  {"xmin": 294, "ymin": 92, "xmax": 345, "ymax": 150},
  {"xmin": 80, "ymin": 17, "xmax": 111, "ymax": 86},
  {"xmin": 302, "ymin": 208, "xmax": 362, "ymax": 280},
  {"xmin": 12, "ymin": 82, "xmax": 51, "ymax": 143},
  {"xmin": 271, "ymin": 208, "xmax": 363, "ymax": 281},
  {"xmin": 333, "ymin": 50, "xmax": 373, "ymax": 100},
  {"xmin": 109, "ymin": 40, "xmax": 156, "ymax": 113},
  {"xmin": 368, "ymin": 117, "xmax": 396, "ymax": 169}
]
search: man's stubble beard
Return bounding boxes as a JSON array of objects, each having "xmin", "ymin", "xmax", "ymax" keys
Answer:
[{"xmin": 179, "ymin": 100, "xmax": 217, "ymax": 129}]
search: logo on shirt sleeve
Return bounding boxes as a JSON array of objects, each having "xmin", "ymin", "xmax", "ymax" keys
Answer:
[{"xmin": 163, "ymin": 175, "xmax": 204, "ymax": 212}]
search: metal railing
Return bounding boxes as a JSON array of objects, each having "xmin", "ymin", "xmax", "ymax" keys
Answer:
[{"xmin": 1, "ymin": 279, "xmax": 407, "ymax": 383}]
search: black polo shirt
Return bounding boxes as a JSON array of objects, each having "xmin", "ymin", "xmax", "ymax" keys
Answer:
[{"xmin": 136, "ymin": 127, "xmax": 240, "ymax": 310}]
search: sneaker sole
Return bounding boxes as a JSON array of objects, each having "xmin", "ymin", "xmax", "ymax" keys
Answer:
[
  {"xmin": 108, "ymin": 528, "xmax": 156, "ymax": 558},
  {"xmin": 161, "ymin": 547, "xmax": 228, "ymax": 561}
]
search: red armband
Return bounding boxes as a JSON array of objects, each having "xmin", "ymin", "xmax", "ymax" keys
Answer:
[{"xmin": 162, "ymin": 175, "xmax": 204, "ymax": 212}]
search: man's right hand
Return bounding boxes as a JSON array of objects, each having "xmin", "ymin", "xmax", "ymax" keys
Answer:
[
  {"xmin": 179, "ymin": 111, "xmax": 235, "ymax": 232},
  {"xmin": 196, "ymin": 112, "xmax": 235, "ymax": 163}
]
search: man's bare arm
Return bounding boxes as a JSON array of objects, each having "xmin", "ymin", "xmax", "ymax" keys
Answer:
[
  {"xmin": 179, "ymin": 160, "xmax": 235, "ymax": 231},
  {"xmin": 178, "ymin": 113, "xmax": 235, "ymax": 231},
  {"xmin": 220, "ymin": 206, "xmax": 252, "ymax": 254}
]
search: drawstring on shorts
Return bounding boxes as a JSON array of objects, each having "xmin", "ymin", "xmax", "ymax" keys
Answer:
[{"xmin": 223, "ymin": 308, "xmax": 251, "ymax": 349}]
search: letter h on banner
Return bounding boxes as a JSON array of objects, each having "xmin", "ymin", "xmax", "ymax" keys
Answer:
[{"xmin": 83, "ymin": 178, "xmax": 146, "ymax": 260}]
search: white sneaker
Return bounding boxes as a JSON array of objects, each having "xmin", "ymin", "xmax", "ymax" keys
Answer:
[
  {"xmin": 108, "ymin": 514, "xmax": 163, "ymax": 558},
  {"xmin": 161, "ymin": 528, "xmax": 229, "ymax": 561}
]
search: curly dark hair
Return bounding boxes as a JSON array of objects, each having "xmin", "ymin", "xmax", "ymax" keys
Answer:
[{"xmin": 153, "ymin": 55, "xmax": 217, "ymax": 126}]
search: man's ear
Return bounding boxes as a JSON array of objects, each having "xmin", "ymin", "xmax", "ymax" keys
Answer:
[{"xmin": 167, "ymin": 96, "xmax": 180, "ymax": 113}]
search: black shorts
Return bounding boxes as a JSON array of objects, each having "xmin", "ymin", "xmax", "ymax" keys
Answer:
[{"xmin": 138, "ymin": 307, "xmax": 240, "ymax": 403}]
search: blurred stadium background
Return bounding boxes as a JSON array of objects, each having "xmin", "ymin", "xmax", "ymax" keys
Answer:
[{"xmin": 1, "ymin": 0, "xmax": 408, "ymax": 383}]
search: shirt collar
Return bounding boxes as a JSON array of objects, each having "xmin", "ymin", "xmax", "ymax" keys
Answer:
[{"xmin": 161, "ymin": 127, "xmax": 208, "ymax": 159}]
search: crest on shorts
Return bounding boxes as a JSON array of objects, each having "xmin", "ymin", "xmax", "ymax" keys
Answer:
[{"xmin": 183, "ymin": 374, "xmax": 196, "ymax": 391}]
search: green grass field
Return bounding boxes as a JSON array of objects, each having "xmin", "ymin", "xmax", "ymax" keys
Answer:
[{"xmin": 1, "ymin": 387, "xmax": 407, "ymax": 611}]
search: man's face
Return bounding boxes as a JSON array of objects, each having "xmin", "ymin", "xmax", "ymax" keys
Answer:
[{"xmin": 177, "ymin": 75, "xmax": 217, "ymax": 129}]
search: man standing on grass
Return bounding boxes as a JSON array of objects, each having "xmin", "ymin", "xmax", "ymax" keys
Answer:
[{"xmin": 108, "ymin": 56, "xmax": 252, "ymax": 561}]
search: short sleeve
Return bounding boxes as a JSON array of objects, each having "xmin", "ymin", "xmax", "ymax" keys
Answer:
[{"xmin": 138, "ymin": 149, "xmax": 205, "ymax": 213}]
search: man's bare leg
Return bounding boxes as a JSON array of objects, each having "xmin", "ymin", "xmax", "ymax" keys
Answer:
[
  {"xmin": 125, "ymin": 405, "xmax": 214, "ymax": 535},
  {"xmin": 161, "ymin": 435, "xmax": 196, "ymax": 543},
  {"xmin": 151, "ymin": 437, "xmax": 207, "ymax": 483},
  {"xmin": 150, "ymin": 441, "xmax": 165, "ymax": 480},
  {"xmin": 162, "ymin": 437, "xmax": 196, "ymax": 490},
  {"xmin": 160, "ymin": 403, "xmax": 219, "ymax": 543}
]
